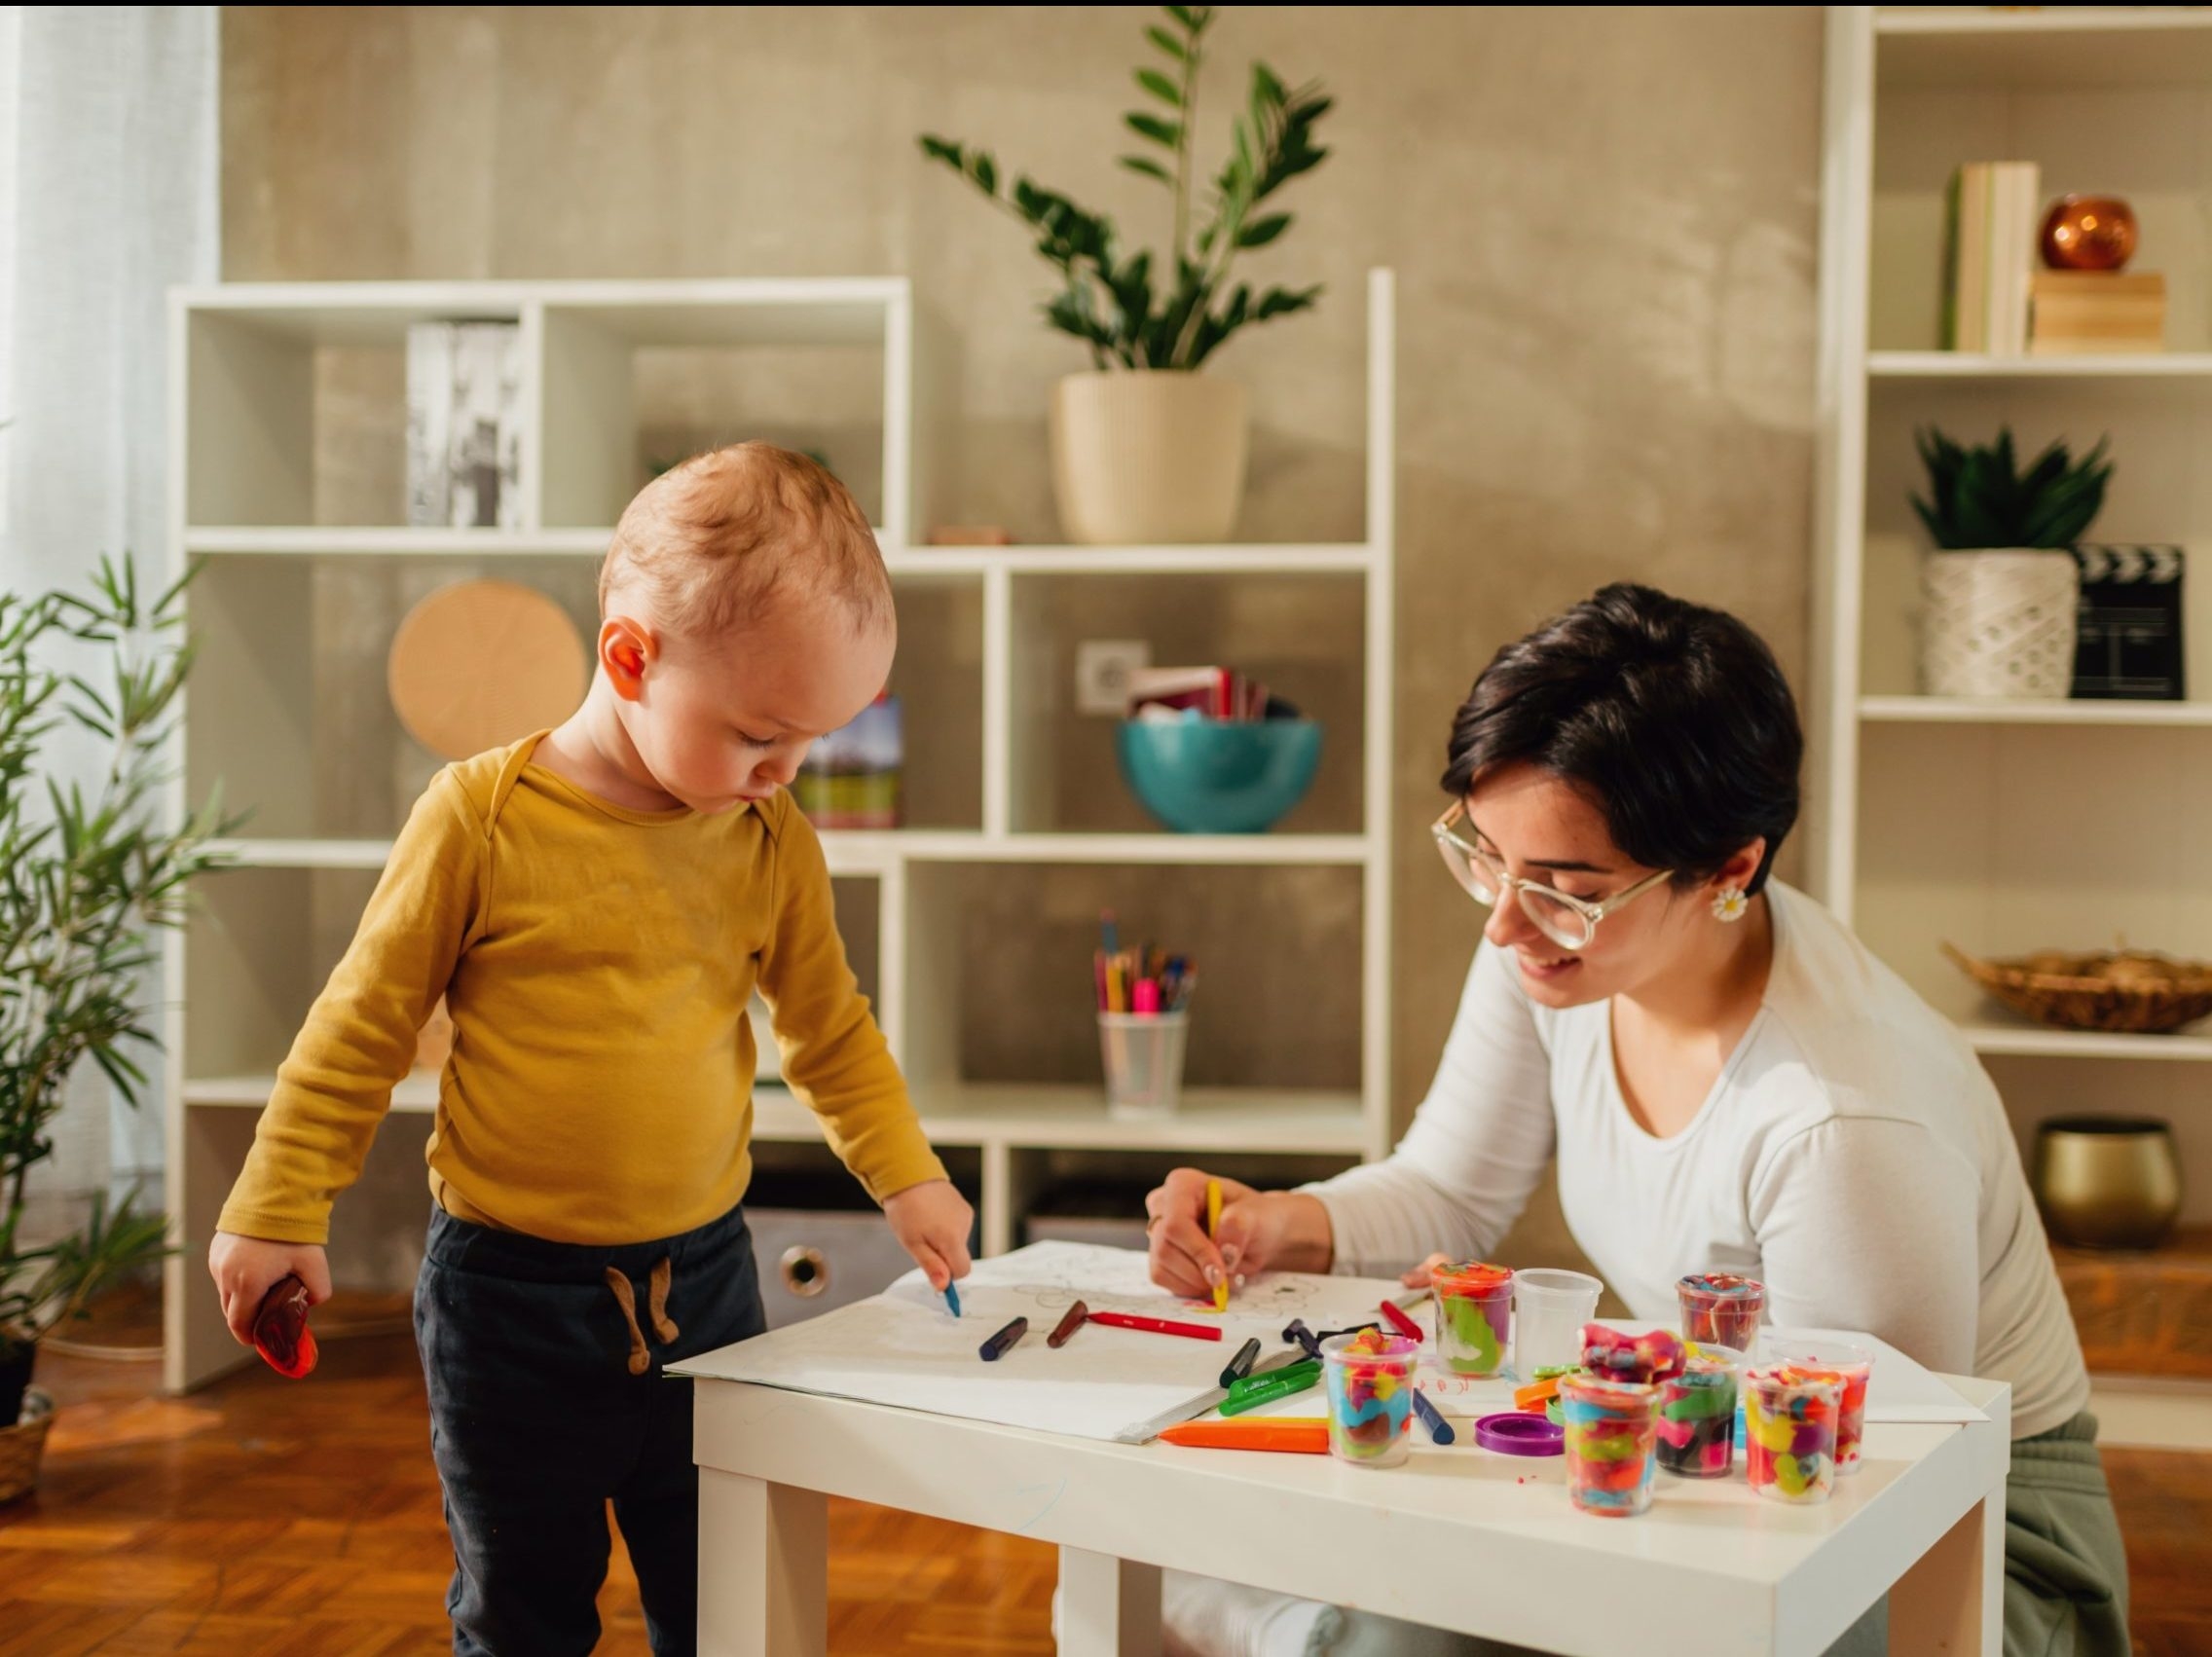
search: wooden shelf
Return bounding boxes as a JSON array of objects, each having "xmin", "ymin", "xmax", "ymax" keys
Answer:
[
  {"xmin": 212, "ymin": 830, "xmax": 1380, "ymax": 873},
  {"xmin": 1875, "ymin": 8, "xmax": 2212, "ymax": 89},
  {"xmin": 1867, "ymin": 352, "xmax": 2212, "ymax": 381},
  {"xmin": 2054, "ymin": 1226, "xmax": 2212, "ymax": 1381},
  {"xmin": 1963, "ymin": 1019, "xmax": 2212, "ymax": 1064},
  {"xmin": 1861, "ymin": 697, "xmax": 2212, "ymax": 729},
  {"xmin": 186, "ymin": 1076, "xmax": 1369, "ymax": 1157}
]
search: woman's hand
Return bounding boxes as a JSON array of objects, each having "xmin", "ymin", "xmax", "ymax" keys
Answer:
[
  {"xmin": 883, "ymin": 1179, "xmax": 975, "ymax": 1293},
  {"xmin": 208, "ymin": 1232, "xmax": 331, "ymax": 1346},
  {"xmin": 1142, "ymin": 1168, "xmax": 1333, "ymax": 1297},
  {"xmin": 1399, "ymin": 1252, "xmax": 1450, "ymax": 1291}
]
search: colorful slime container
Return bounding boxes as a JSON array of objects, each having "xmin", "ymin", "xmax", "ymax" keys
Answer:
[
  {"xmin": 1430, "ymin": 1261, "xmax": 1513, "ymax": 1377},
  {"xmin": 1677, "ymin": 1272, "xmax": 1766, "ymax": 1350},
  {"xmin": 1558, "ymin": 1374, "xmax": 1661, "ymax": 1517},
  {"xmin": 1579, "ymin": 1321, "xmax": 1686, "ymax": 1385},
  {"xmin": 1655, "ymin": 1342, "xmax": 1742, "ymax": 1479},
  {"xmin": 1766, "ymin": 1341, "xmax": 1874, "ymax": 1474},
  {"xmin": 1744, "ymin": 1364, "xmax": 1843, "ymax": 1504},
  {"xmin": 1322, "ymin": 1329, "xmax": 1420, "ymax": 1468}
]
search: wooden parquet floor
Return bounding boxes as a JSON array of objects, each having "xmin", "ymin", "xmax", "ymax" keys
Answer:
[{"xmin": 2, "ymin": 1330, "xmax": 2205, "ymax": 1654}]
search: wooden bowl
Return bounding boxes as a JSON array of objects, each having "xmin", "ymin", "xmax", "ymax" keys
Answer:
[{"xmin": 1942, "ymin": 943, "xmax": 2212, "ymax": 1035}]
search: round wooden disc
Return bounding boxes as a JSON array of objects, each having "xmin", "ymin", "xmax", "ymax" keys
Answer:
[{"xmin": 387, "ymin": 578, "xmax": 588, "ymax": 760}]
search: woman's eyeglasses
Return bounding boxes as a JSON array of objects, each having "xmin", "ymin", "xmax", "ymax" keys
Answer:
[{"xmin": 1429, "ymin": 799, "xmax": 1672, "ymax": 951}]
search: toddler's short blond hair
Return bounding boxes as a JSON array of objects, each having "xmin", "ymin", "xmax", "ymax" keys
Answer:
[{"xmin": 599, "ymin": 443, "xmax": 893, "ymax": 640}]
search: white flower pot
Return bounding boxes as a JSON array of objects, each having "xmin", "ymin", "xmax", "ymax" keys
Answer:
[
  {"xmin": 1050, "ymin": 370, "xmax": 1249, "ymax": 545},
  {"xmin": 1920, "ymin": 548, "xmax": 2080, "ymax": 699}
]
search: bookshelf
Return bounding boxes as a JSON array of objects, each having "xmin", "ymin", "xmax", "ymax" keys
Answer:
[
  {"xmin": 163, "ymin": 273, "xmax": 1396, "ymax": 1391},
  {"xmin": 1811, "ymin": 6, "xmax": 2212, "ymax": 1380}
]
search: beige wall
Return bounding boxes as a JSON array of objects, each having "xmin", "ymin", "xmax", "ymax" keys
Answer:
[{"xmin": 223, "ymin": 5, "xmax": 1823, "ymax": 1270}]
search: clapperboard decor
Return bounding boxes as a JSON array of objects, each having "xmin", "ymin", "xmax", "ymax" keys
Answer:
[{"xmin": 2071, "ymin": 544, "xmax": 2185, "ymax": 700}]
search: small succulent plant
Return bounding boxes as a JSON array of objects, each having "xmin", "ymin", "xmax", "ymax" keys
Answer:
[{"xmin": 1912, "ymin": 425, "xmax": 2113, "ymax": 550}]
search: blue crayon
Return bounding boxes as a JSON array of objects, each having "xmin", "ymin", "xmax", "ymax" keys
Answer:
[
  {"xmin": 1413, "ymin": 1387, "xmax": 1456, "ymax": 1445},
  {"xmin": 978, "ymin": 1315, "xmax": 1027, "ymax": 1361},
  {"xmin": 944, "ymin": 1281, "xmax": 962, "ymax": 1319}
]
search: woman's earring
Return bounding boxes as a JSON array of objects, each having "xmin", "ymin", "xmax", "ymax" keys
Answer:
[{"xmin": 1712, "ymin": 886, "xmax": 1749, "ymax": 924}]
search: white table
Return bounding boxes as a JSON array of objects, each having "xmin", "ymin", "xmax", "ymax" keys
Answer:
[{"xmin": 693, "ymin": 1375, "xmax": 2009, "ymax": 1657}]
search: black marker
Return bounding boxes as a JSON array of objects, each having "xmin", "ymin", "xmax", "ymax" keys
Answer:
[
  {"xmin": 1220, "ymin": 1337, "xmax": 1262, "ymax": 1388},
  {"xmin": 979, "ymin": 1315, "xmax": 1028, "ymax": 1362}
]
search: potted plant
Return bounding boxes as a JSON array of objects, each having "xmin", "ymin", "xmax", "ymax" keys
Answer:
[
  {"xmin": 920, "ymin": 5, "xmax": 1332, "ymax": 545},
  {"xmin": 1912, "ymin": 425, "xmax": 2113, "ymax": 699},
  {"xmin": 0, "ymin": 558, "xmax": 230, "ymax": 1503}
]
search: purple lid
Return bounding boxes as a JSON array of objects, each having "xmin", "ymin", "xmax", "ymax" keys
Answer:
[{"xmin": 1474, "ymin": 1412, "xmax": 1564, "ymax": 1457}]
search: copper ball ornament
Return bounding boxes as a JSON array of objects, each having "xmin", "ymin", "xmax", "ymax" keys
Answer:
[{"xmin": 2040, "ymin": 196, "xmax": 2138, "ymax": 273}]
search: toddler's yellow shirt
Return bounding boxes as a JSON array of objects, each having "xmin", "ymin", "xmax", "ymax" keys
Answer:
[{"xmin": 218, "ymin": 735, "xmax": 945, "ymax": 1245}]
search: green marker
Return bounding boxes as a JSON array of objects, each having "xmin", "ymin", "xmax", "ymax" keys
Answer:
[
  {"xmin": 1220, "ymin": 1367, "xmax": 1321, "ymax": 1417},
  {"xmin": 1229, "ymin": 1357, "xmax": 1319, "ymax": 1402}
]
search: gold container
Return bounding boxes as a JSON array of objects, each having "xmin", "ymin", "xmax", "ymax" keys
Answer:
[{"xmin": 2033, "ymin": 1116, "xmax": 2183, "ymax": 1251}]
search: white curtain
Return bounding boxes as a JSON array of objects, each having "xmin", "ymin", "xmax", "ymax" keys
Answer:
[{"xmin": 0, "ymin": 6, "xmax": 219, "ymax": 1225}]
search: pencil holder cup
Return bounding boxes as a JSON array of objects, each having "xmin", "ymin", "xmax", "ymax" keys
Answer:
[
  {"xmin": 1743, "ymin": 1366, "xmax": 1843, "ymax": 1504},
  {"xmin": 1655, "ymin": 1343, "xmax": 1743, "ymax": 1480},
  {"xmin": 1098, "ymin": 1011, "xmax": 1189, "ymax": 1119},
  {"xmin": 1559, "ymin": 1375, "xmax": 1661, "ymax": 1517},
  {"xmin": 1321, "ymin": 1331, "xmax": 1420, "ymax": 1468},
  {"xmin": 1510, "ymin": 1268, "xmax": 1603, "ymax": 1378},
  {"xmin": 1429, "ymin": 1261, "xmax": 1513, "ymax": 1378}
]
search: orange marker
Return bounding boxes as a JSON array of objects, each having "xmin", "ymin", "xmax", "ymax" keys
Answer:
[{"xmin": 1160, "ymin": 1419, "xmax": 1329, "ymax": 1454}]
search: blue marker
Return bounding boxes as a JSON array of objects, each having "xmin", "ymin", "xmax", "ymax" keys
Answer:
[
  {"xmin": 1413, "ymin": 1388, "xmax": 1456, "ymax": 1446},
  {"xmin": 944, "ymin": 1281, "xmax": 962, "ymax": 1319},
  {"xmin": 978, "ymin": 1315, "xmax": 1027, "ymax": 1361}
]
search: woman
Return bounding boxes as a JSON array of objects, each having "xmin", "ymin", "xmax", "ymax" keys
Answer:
[{"xmin": 1147, "ymin": 585, "xmax": 2128, "ymax": 1657}]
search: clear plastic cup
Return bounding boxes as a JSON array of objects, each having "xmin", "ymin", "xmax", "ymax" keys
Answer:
[
  {"xmin": 1510, "ymin": 1268, "xmax": 1602, "ymax": 1379},
  {"xmin": 1764, "ymin": 1340, "xmax": 1873, "ymax": 1474},
  {"xmin": 1098, "ymin": 1012, "xmax": 1189, "ymax": 1119},
  {"xmin": 1321, "ymin": 1331, "xmax": 1421, "ymax": 1468},
  {"xmin": 1429, "ymin": 1261, "xmax": 1513, "ymax": 1377},
  {"xmin": 1558, "ymin": 1374, "xmax": 1661, "ymax": 1517},
  {"xmin": 1655, "ymin": 1343, "xmax": 1743, "ymax": 1479},
  {"xmin": 1744, "ymin": 1365, "xmax": 1843, "ymax": 1504},
  {"xmin": 1677, "ymin": 1272, "xmax": 1765, "ymax": 1351}
]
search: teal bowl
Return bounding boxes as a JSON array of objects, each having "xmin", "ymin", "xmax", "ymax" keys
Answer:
[{"xmin": 1116, "ymin": 719, "xmax": 1323, "ymax": 834}]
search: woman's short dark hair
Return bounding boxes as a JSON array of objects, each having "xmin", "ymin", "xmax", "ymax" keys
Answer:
[{"xmin": 1441, "ymin": 583, "xmax": 1802, "ymax": 896}]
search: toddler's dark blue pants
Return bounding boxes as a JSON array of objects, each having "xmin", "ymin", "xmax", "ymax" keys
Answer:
[{"xmin": 415, "ymin": 1202, "xmax": 765, "ymax": 1655}]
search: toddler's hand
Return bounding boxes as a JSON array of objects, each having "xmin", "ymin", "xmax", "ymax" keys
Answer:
[
  {"xmin": 883, "ymin": 1179, "xmax": 974, "ymax": 1293},
  {"xmin": 208, "ymin": 1231, "xmax": 331, "ymax": 1346}
]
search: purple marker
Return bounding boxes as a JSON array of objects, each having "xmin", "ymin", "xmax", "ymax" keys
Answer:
[{"xmin": 978, "ymin": 1316, "xmax": 1028, "ymax": 1361}]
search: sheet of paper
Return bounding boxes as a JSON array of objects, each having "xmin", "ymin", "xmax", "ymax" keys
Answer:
[{"xmin": 672, "ymin": 1240, "xmax": 1421, "ymax": 1443}]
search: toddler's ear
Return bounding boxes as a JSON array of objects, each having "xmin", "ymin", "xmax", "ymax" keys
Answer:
[{"xmin": 599, "ymin": 615, "xmax": 656, "ymax": 701}]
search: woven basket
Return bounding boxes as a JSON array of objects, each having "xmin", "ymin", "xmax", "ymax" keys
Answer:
[
  {"xmin": 1943, "ymin": 943, "xmax": 2212, "ymax": 1035},
  {"xmin": 0, "ymin": 1389, "xmax": 55, "ymax": 1505}
]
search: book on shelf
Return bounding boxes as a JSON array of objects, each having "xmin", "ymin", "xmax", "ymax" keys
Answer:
[
  {"xmin": 1940, "ymin": 161, "xmax": 2040, "ymax": 355},
  {"xmin": 405, "ymin": 321, "xmax": 524, "ymax": 529},
  {"xmin": 2030, "ymin": 271, "xmax": 2166, "ymax": 355}
]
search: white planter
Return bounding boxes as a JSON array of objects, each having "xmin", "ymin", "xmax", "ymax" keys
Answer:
[
  {"xmin": 1920, "ymin": 549, "xmax": 2080, "ymax": 699},
  {"xmin": 1050, "ymin": 371, "xmax": 1249, "ymax": 545}
]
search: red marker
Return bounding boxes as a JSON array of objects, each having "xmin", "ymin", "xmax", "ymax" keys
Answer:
[
  {"xmin": 1089, "ymin": 1309, "xmax": 1223, "ymax": 1343},
  {"xmin": 1380, "ymin": 1299, "xmax": 1424, "ymax": 1342}
]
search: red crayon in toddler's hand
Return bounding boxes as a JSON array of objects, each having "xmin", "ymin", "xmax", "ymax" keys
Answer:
[{"xmin": 252, "ymin": 1274, "xmax": 319, "ymax": 1379}]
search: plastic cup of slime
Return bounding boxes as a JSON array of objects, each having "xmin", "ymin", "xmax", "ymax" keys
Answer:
[
  {"xmin": 1744, "ymin": 1364, "xmax": 1843, "ymax": 1504},
  {"xmin": 1764, "ymin": 1340, "xmax": 1873, "ymax": 1474},
  {"xmin": 1321, "ymin": 1329, "xmax": 1421, "ymax": 1468},
  {"xmin": 1654, "ymin": 1342, "xmax": 1743, "ymax": 1479},
  {"xmin": 1677, "ymin": 1272, "xmax": 1765, "ymax": 1350},
  {"xmin": 1430, "ymin": 1261, "xmax": 1513, "ymax": 1378},
  {"xmin": 1510, "ymin": 1268, "xmax": 1603, "ymax": 1378},
  {"xmin": 1558, "ymin": 1374, "xmax": 1661, "ymax": 1517},
  {"xmin": 1579, "ymin": 1322, "xmax": 1686, "ymax": 1385}
]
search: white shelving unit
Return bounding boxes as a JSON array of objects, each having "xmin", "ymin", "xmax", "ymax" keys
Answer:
[
  {"xmin": 1811, "ymin": 11, "xmax": 2211, "ymax": 1217},
  {"xmin": 163, "ymin": 272, "xmax": 1396, "ymax": 1391}
]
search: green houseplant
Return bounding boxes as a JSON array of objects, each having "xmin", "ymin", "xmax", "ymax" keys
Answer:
[
  {"xmin": 0, "ymin": 557, "xmax": 231, "ymax": 1491},
  {"xmin": 919, "ymin": 5, "xmax": 1333, "ymax": 544},
  {"xmin": 1912, "ymin": 425, "xmax": 2113, "ymax": 700}
]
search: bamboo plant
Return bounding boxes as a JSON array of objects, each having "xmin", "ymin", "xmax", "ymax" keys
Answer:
[
  {"xmin": 0, "ymin": 557, "xmax": 234, "ymax": 1420},
  {"xmin": 919, "ymin": 5, "xmax": 1333, "ymax": 370}
]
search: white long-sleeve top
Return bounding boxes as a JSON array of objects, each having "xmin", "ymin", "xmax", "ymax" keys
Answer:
[{"xmin": 1311, "ymin": 881, "xmax": 2089, "ymax": 1438}]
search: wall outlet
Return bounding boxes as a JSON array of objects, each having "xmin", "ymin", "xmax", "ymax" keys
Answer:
[{"xmin": 1075, "ymin": 639, "xmax": 1152, "ymax": 717}]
